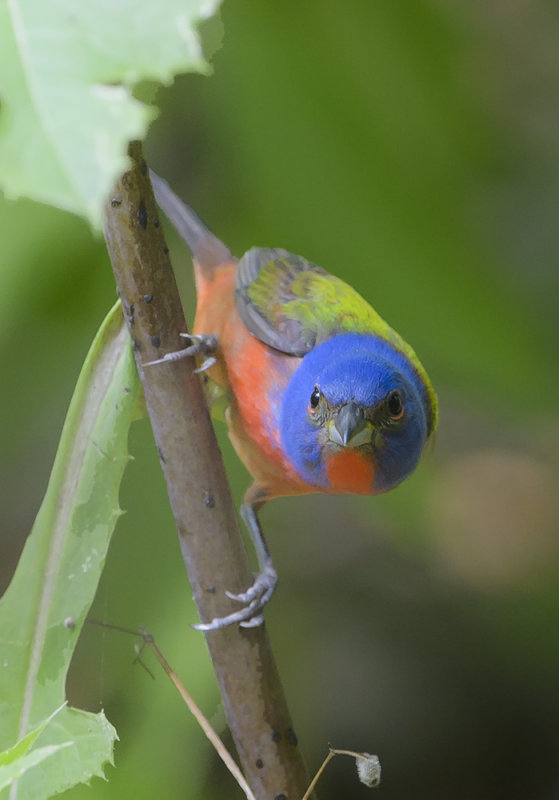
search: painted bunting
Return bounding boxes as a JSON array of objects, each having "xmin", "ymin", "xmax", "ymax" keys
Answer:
[{"xmin": 149, "ymin": 173, "xmax": 438, "ymax": 630}]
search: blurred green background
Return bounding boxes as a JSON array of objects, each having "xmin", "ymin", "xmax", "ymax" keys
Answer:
[{"xmin": 2, "ymin": 1, "xmax": 559, "ymax": 797}]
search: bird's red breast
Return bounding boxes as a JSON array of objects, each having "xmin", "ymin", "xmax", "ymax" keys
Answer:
[
  {"xmin": 193, "ymin": 259, "xmax": 306, "ymax": 499},
  {"xmin": 325, "ymin": 449, "xmax": 376, "ymax": 495}
]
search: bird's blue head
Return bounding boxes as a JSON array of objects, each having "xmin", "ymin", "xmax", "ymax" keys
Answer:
[{"xmin": 279, "ymin": 333, "xmax": 433, "ymax": 494}]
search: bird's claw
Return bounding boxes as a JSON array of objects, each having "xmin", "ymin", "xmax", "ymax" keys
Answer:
[
  {"xmin": 143, "ymin": 333, "xmax": 218, "ymax": 372},
  {"xmin": 193, "ymin": 566, "xmax": 277, "ymax": 632}
]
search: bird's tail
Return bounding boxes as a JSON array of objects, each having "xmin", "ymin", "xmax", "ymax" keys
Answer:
[{"xmin": 150, "ymin": 171, "xmax": 232, "ymax": 275}]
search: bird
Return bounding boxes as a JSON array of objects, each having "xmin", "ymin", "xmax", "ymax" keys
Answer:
[{"xmin": 149, "ymin": 172, "xmax": 438, "ymax": 631}]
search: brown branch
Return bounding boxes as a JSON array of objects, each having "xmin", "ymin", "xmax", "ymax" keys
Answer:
[{"xmin": 103, "ymin": 141, "xmax": 314, "ymax": 800}]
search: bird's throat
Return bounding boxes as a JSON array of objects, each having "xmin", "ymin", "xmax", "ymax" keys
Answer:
[{"xmin": 325, "ymin": 449, "xmax": 376, "ymax": 495}]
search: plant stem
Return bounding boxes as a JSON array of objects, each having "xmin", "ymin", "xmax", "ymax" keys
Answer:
[{"xmin": 103, "ymin": 141, "xmax": 314, "ymax": 800}]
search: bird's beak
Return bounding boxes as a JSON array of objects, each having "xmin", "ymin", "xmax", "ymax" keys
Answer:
[{"xmin": 329, "ymin": 402, "xmax": 372, "ymax": 447}]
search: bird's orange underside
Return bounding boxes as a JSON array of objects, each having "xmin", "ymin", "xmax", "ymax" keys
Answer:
[
  {"xmin": 325, "ymin": 449, "xmax": 376, "ymax": 495},
  {"xmin": 194, "ymin": 261, "xmax": 305, "ymax": 498}
]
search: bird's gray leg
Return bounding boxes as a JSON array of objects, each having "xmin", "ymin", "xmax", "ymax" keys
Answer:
[
  {"xmin": 143, "ymin": 333, "xmax": 218, "ymax": 373},
  {"xmin": 193, "ymin": 502, "xmax": 277, "ymax": 631}
]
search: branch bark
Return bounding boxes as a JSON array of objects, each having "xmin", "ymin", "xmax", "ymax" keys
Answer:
[{"xmin": 103, "ymin": 141, "xmax": 314, "ymax": 800}]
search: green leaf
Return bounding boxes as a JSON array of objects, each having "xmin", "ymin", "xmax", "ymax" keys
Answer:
[
  {"xmin": 0, "ymin": 300, "xmax": 139, "ymax": 798},
  {"xmin": 0, "ymin": 706, "xmax": 66, "ymax": 767},
  {"xmin": 4, "ymin": 708, "xmax": 117, "ymax": 800},
  {"xmin": 0, "ymin": 0, "xmax": 222, "ymax": 229},
  {"xmin": 0, "ymin": 745, "xmax": 73, "ymax": 792}
]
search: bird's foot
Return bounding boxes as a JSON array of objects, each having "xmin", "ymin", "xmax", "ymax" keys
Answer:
[
  {"xmin": 193, "ymin": 565, "xmax": 278, "ymax": 631},
  {"xmin": 143, "ymin": 333, "xmax": 218, "ymax": 373}
]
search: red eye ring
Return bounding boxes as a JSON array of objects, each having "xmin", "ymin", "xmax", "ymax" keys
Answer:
[{"xmin": 387, "ymin": 390, "xmax": 404, "ymax": 420}]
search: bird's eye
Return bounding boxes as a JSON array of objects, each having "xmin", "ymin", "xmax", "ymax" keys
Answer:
[
  {"xmin": 309, "ymin": 386, "xmax": 321, "ymax": 409},
  {"xmin": 387, "ymin": 390, "xmax": 403, "ymax": 419}
]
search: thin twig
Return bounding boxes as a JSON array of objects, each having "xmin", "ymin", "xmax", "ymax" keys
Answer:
[
  {"xmin": 88, "ymin": 620, "xmax": 255, "ymax": 800},
  {"xmin": 146, "ymin": 632, "xmax": 257, "ymax": 800},
  {"xmin": 301, "ymin": 751, "xmax": 335, "ymax": 800}
]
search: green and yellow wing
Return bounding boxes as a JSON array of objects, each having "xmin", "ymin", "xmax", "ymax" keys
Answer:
[{"xmin": 236, "ymin": 247, "xmax": 410, "ymax": 358}]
